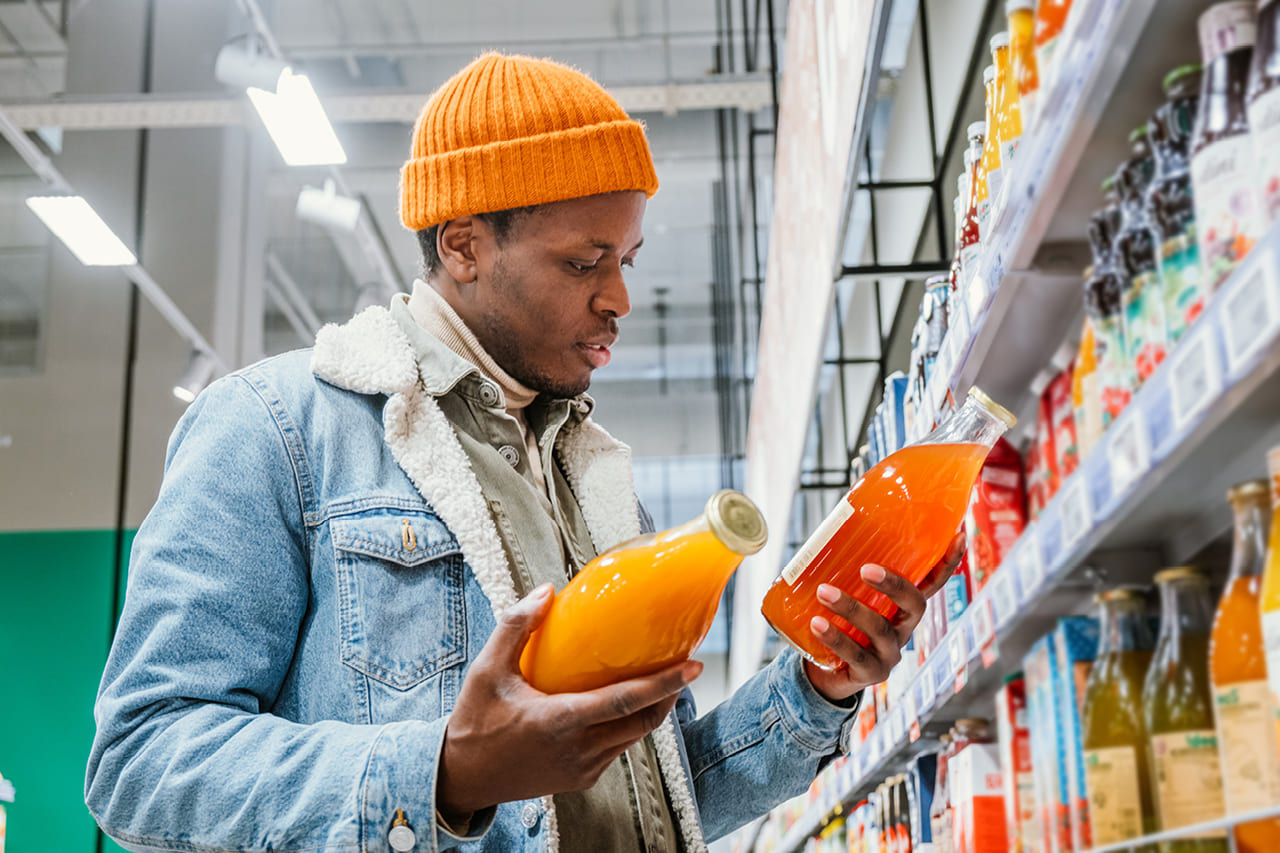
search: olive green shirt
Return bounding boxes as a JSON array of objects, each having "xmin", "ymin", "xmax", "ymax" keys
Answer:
[{"xmin": 392, "ymin": 295, "xmax": 682, "ymax": 852}]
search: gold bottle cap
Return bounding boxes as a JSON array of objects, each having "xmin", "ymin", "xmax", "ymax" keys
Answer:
[
  {"xmin": 1095, "ymin": 586, "xmax": 1146, "ymax": 604},
  {"xmin": 1227, "ymin": 479, "xmax": 1268, "ymax": 502},
  {"xmin": 968, "ymin": 386, "xmax": 1017, "ymax": 429},
  {"xmin": 705, "ymin": 489, "xmax": 768, "ymax": 556},
  {"xmin": 1154, "ymin": 565, "xmax": 1208, "ymax": 584}
]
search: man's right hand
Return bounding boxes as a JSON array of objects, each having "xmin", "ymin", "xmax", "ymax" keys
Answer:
[{"xmin": 436, "ymin": 583, "xmax": 702, "ymax": 822}]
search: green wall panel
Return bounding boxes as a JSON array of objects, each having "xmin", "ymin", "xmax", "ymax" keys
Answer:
[{"xmin": 0, "ymin": 529, "xmax": 133, "ymax": 853}]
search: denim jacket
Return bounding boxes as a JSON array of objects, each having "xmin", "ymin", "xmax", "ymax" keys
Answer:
[{"xmin": 85, "ymin": 305, "xmax": 860, "ymax": 853}]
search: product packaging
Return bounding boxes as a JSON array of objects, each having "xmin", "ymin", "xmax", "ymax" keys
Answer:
[
  {"xmin": 965, "ymin": 437, "xmax": 1028, "ymax": 591},
  {"xmin": 951, "ymin": 743, "xmax": 1011, "ymax": 853},
  {"xmin": 1024, "ymin": 636, "xmax": 1062, "ymax": 853},
  {"xmin": 1052, "ymin": 617, "xmax": 1100, "ymax": 852},
  {"xmin": 997, "ymin": 675, "xmax": 1036, "ymax": 853},
  {"xmin": 1047, "ymin": 364, "xmax": 1079, "ymax": 481}
]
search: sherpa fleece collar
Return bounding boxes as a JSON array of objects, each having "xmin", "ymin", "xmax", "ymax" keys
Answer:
[{"xmin": 309, "ymin": 303, "xmax": 707, "ymax": 853}]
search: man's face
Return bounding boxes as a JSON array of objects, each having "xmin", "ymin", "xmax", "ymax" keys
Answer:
[{"xmin": 451, "ymin": 191, "xmax": 646, "ymax": 398}]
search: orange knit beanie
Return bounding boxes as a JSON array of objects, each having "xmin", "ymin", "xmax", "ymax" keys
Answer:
[{"xmin": 400, "ymin": 52, "xmax": 660, "ymax": 230}]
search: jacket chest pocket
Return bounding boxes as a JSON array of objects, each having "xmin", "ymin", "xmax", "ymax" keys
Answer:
[{"xmin": 331, "ymin": 508, "xmax": 467, "ymax": 690}]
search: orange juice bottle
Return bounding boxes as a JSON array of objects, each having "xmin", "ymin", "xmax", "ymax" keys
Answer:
[
  {"xmin": 979, "ymin": 65, "xmax": 1002, "ymax": 231},
  {"xmin": 761, "ymin": 388, "xmax": 1015, "ymax": 669},
  {"xmin": 992, "ymin": 32, "xmax": 1024, "ymax": 177},
  {"xmin": 1261, "ymin": 449, "xmax": 1280, "ymax": 777},
  {"xmin": 1034, "ymin": 0, "xmax": 1074, "ymax": 88},
  {"xmin": 1008, "ymin": 0, "xmax": 1041, "ymax": 127},
  {"xmin": 961, "ymin": 123, "xmax": 987, "ymax": 288},
  {"xmin": 1212, "ymin": 480, "xmax": 1280, "ymax": 852},
  {"xmin": 520, "ymin": 489, "xmax": 766, "ymax": 693}
]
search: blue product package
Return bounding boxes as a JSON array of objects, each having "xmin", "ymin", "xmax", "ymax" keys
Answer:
[
  {"xmin": 1051, "ymin": 616, "xmax": 1099, "ymax": 853},
  {"xmin": 1024, "ymin": 634, "xmax": 1061, "ymax": 853},
  {"xmin": 908, "ymin": 750, "xmax": 938, "ymax": 846},
  {"xmin": 884, "ymin": 371, "xmax": 909, "ymax": 453},
  {"xmin": 943, "ymin": 571, "xmax": 969, "ymax": 623}
]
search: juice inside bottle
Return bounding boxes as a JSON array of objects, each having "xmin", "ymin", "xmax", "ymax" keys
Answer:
[
  {"xmin": 1211, "ymin": 480, "xmax": 1280, "ymax": 852},
  {"xmin": 1142, "ymin": 567, "xmax": 1227, "ymax": 852},
  {"xmin": 761, "ymin": 388, "xmax": 1015, "ymax": 670},
  {"xmin": 1260, "ymin": 449, "xmax": 1280, "ymax": 780},
  {"xmin": 1007, "ymin": 0, "xmax": 1040, "ymax": 127},
  {"xmin": 521, "ymin": 489, "xmax": 766, "ymax": 693},
  {"xmin": 980, "ymin": 65, "xmax": 1001, "ymax": 227},
  {"xmin": 961, "ymin": 126, "xmax": 986, "ymax": 295},
  {"xmin": 1081, "ymin": 587, "xmax": 1157, "ymax": 847},
  {"xmin": 1033, "ymin": 0, "xmax": 1072, "ymax": 87},
  {"xmin": 992, "ymin": 32, "xmax": 1023, "ymax": 175}
]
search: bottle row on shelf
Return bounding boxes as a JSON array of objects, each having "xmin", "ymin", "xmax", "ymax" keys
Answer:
[{"xmin": 757, "ymin": 450, "xmax": 1280, "ymax": 853}]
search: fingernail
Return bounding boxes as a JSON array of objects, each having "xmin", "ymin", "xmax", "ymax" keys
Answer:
[
  {"xmin": 817, "ymin": 584, "xmax": 839, "ymax": 604},
  {"xmin": 812, "ymin": 615, "xmax": 830, "ymax": 634},
  {"xmin": 682, "ymin": 661, "xmax": 703, "ymax": 683},
  {"xmin": 533, "ymin": 583, "xmax": 553, "ymax": 600},
  {"xmin": 861, "ymin": 564, "xmax": 886, "ymax": 583}
]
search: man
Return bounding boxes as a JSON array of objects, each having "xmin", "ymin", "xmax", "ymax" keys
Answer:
[{"xmin": 86, "ymin": 53, "xmax": 960, "ymax": 852}]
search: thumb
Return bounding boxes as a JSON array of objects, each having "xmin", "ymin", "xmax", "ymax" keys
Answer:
[{"xmin": 489, "ymin": 583, "xmax": 555, "ymax": 673}]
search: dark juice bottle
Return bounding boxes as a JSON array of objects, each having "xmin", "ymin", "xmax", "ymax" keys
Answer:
[
  {"xmin": 1115, "ymin": 126, "xmax": 1167, "ymax": 384},
  {"xmin": 1087, "ymin": 178, "xmax": 1134, "ymax": 423},
  {"xmin": 1192, "ymin": 2, "xmax": 1263, "ymax": 290},
  {"xmin": 1248, "ymin": 0, "xmax": 1280, "ymax": 225}
]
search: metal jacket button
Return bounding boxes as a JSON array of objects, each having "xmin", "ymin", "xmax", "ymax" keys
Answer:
[
  {"xmin": 478, "ymin": 382, "xmax": 500, "ymax": 407},
  {"xmin": 499, "ymin": 444, "xmax": 520, "ymax": 467},
  {"xmin": 520, "ymin": 802, "xmax": 540, "ymax": 829},
  {"xmin": 388, "ymin": 809, "xmax": 416, "ymax": 851}
]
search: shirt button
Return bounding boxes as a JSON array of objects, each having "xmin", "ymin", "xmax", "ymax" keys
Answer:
[
  {"xmin": 499, "ymin": 444, "xmax": 520, "ymax": 467},
  {"xmin": 388, "ymin": 823, "xmax": 416, "ymax": 851},
  {"xmin": 520, "ymin": 802, "xmax": 540, "ymax": 829},
  {"xmin": 478, "ymin": 382, "xmax": 501, "ymax": 407}
]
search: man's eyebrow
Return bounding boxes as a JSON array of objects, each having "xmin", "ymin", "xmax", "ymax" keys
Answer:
[{"xmin": 586, "ymin": 237, "xmax": 645, "ymax": 252}]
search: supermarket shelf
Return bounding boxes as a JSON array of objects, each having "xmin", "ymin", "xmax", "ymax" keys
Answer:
[
  {"xmin": 773, "ymin": 213, "xmax": 1280, "ymax": 853},
  {"xmin": 919, "ymin": 0, "xmax": 1215, "ymax": 422},
  {"xmin": 1085, "ymin": 804, "xmax": 1280, "ymax": 853}
]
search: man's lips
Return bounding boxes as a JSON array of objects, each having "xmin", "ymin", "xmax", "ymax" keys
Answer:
[{"xmin": 578, "ymin": 342, "xmax": 612, "ymax": 368}]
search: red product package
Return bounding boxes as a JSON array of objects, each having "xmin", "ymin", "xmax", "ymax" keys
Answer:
[
  {"xmin": 1047, "ymin": 362, "xmax": 1079, "ymax": 480},
  {"xmin": 1036, "ymin": 386, "xmax": 1059, "ymax": 501},
  {"xmin": 1023, "ymin": 437, "xmax": 1042, "ymax": 521},
  {"xmin": 965, "ymin": 437, "xmax": 1027, "ymax": 591},
  {"xmin": 996, "ymin": 676, "xmax": 1036, "ymax": 853}
]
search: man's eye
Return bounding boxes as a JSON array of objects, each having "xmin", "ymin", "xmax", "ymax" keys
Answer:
[
  {"xmin": 569, "ymin": 261, "xmax": 597, "ymax": 273},
  {"xmin": 621, "ymin": 257, "xmax": 636, "ymax": 269}
]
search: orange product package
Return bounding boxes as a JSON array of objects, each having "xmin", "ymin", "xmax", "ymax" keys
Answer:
[
  {"xmin": 966, "ymin": 437, "xmax": 1028, "ymax": 591},
  {"xmin": 951, "ymin": 743, "xmax": 1011, "ymax": 853},
  {"xmin": 762, "ymin": 389, "xmax": 1016, "ymax": 669},
  {"xmin": 520, "ymin": 490, "xmax": 766, "ymax": 693},
  {"xmin": 1048, "ymin": 362, "xmax": 1079, "ymax": 480}
]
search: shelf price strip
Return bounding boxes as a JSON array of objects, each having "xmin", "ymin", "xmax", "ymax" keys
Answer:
[
  {"xmin": 1219, "ymin": 250, "xmax": 1280, "ymax": 378},
  {"xmin": 992, "ymin": 569, "xmax": 1019, "ymax": 630},
  {"xmin": 1106, "ymin": 408, "xmax": 1150, "ymax": 500},
  {"xmin": 1059, "ymin": 476, "xmax": 1092, "ymax": 551},
  {"xmin": 1167, "ymin": 325, "xmax": 1222, "ymax": 434}
]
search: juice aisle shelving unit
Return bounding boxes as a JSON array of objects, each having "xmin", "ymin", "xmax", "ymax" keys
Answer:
[{"xmin": 754, "ymin": 0, "xmax": 1280, "ymax": 849}]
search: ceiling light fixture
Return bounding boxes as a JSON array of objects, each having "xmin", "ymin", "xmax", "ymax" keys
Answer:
[
  {"xmin": 296, "ymin": 179, "xmax": 362, "ymax": 231},
  {"xmin": 173, "ymin": 349, "xmax": 218, "ymax": 404},
  {"xmin": 215, "ymin": 41, "xmax": 346, "ymax": 167},
  {"xmin": 25, "ymin": 195, "xmax": 137, "ymax": 266}
]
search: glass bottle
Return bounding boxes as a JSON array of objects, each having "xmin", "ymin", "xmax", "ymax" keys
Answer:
[
  {"xmin": 1149, "ymin": 65, "xmax": 1203, "ymax": 245},
  {"xmin": 1192, "ymin": 2, "xmax": 1263, "ymax": 291},
  {"xmin": 1086, "ymin": 178, "xmax": 1133, "ymax": 425},
  {"xmin": 1116, "ymin": 126, "xmax": 1168, "ymax": 385},
  {"xmin": 961, "ymin": 123, "xmax": 987, "ymax": 292},
  {"xmin": 520, "ymin": 489, "xmax": 766, "ymax": 693},
  {"xmin": 1247, "ymin": 0, "xmax": 1280, "ymax": 226},
  {"xmin": 1143, "ymin": 567, "xmax": 1228, "ymax": 852},
  {"xmin": 1082, "ymin": 587, "xmax": 1157, "ymax": 847},
  {"xmin": 762, "ymin": 388, "xmax": 1015, "ymax": 669},
  {"xmin": 980, "ymin": 64, "xmax": 1002, "ymax": 224},
  {"xmin": 1007, "ymin": 0, "xmax": 1040, "ymax": 127},
  {"xmin": 1260, "ymin": 448, "xmax": 1280, "ymax": 772},
  {"xmin": 992, "ymin": 32, "xmax": 1023, "ymax": 175},
  {"xmin": 1033, "ymin": 0, "xmax": 1072, "ymax": 90},
  {"xmin": 1211, "ymin": 480, "xmax": 1280, "ymax": 852}
]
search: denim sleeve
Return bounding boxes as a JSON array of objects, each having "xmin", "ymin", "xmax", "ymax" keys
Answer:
[
  {"xmin": 85, "ymin": 375, "xmax": 475, "ymax": 853},
  {"xmin": 677, "ymin": 648, "xmax": 861, "ymax": 842}
]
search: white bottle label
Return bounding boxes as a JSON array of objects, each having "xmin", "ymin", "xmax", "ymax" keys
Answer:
[
  {"xmin": 781, "ymin": 498, "xmax": 855, "ymax": 585},
  {"xmin": 1248, "ymin": 85, "xmax": 1280, "ymax": 229},
  {"xmin": 1264, "ymin": 609, "xmax": 1280, "ymax": 712},
  {"xmin": 1191, "ymin": 134, "xmax": 1263, "ymax": 290}
]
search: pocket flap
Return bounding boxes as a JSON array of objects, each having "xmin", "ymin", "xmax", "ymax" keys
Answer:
[{"xmin": 331, "ymin": 508, "xmax": 459, "ymax": 566}]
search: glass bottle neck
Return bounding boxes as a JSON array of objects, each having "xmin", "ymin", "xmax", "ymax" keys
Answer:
[
  {"xmin": 1228, "ymin": 495, "xmax": 1270, "ymax": 580},
  {"xmin": 1099, "ymin": 600, "xmax": 1153, "ymax": 654},
  {"xmin": 1157, "ymin": 580, "xmax": 1215, "ymax": 642},
  {"xmin": 922, "ymin": 394, "xmax": 1009, "ymax": 448}
]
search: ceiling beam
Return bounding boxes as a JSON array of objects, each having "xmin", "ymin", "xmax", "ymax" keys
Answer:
[{"xmin": 0, "ymin": 75, "xmax": 774, "ymax": 130}]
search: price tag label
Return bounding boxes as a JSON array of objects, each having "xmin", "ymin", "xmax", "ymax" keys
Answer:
[
  {"xmin": 1107, "ymin": 409, "xmax": 1150, "ymax": 499},
  {"xmin": 972, "ymin": 597, "xmax": 998, "ymax": 667},
  {"xmin": 992, "ymin": 570, "xmax": 1019, "ymax": 629},
  {"xmin": 1220, "ymin": 254, "xmax": 1280, "ymax": 376},
  {"xmin": 1016, "ymin": 526, "xmax": 1045, "ymax": 598},
  {"xmin": 967, "ymin": 274, "xmax": 988, "ymax": 325},
  {"xmin": 950, "ymin": 627, "xmax": 970, "ymax": 692},
  {"xmin": 1168, "ymin": 326, "xmax": 1222, "ymax": 433},
  {"xmin": 1059, "ymin": 477, "xmax": 1092, "ymax": 550}
]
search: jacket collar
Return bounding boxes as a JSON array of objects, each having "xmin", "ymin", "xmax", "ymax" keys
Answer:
[{"xmin": 309, "ymin": 305, "xmax": 708, "ymax": 851}]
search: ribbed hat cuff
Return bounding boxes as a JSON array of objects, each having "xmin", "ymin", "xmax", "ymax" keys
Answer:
[{"xmin": 399, "ymin": 119, "xmax": 659, "ymax": 230}]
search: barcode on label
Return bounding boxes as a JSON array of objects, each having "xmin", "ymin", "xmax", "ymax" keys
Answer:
[
  {"xmin": 974, "ymin": 596, "xmax": 996, "ymax": 647},
  {"xmin": 782, "ymin": 498, "xmax": 856, "ymax": 584},
  {"xmin": 1060, "ymin": 478, "xmax": 1091, "ymax": 548},
  {"xmin": 1169, "ymin": 329, "xmax": 1220, "ymax": 432},
  {"xmin": 1221, "ymin": 256, "xmax": 1279, "ymax": 375},
  {"xmin": 993, "ymin": 572, "xmax": 1018, "ymax": 626}
]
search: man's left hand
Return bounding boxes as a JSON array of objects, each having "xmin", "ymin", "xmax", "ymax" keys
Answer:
[{"xmin": 803, "ymin": 532, "xmax": 966, "ymax": 703}]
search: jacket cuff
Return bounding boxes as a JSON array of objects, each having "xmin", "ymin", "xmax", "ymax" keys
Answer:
[
  {"xmin": 357, "ymin": 716, "xmax": 495, "ymax": 852},
  {"xmin": 767, "ymin": 649, "xmax": 863, "ymax": 756}
]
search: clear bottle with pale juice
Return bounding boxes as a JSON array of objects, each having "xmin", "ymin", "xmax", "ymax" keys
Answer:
[
  {"xmin": 761, "ymin": 388, "xmax": 1015, "ymax": 670},
  {"xmin": 992, "ymin": 32, "xmax": 1024, "ymax": 181},
  {"xmin": 1260, "ymin": 449, "xmax": 1280, "ymax": 791},
  {"xmin": 1007, "ymin": 0, "xmax": 1040, "ymax": 128},
  {"xmin": 521, "ymin": 489, "xmax": 766, "ymax": 693},
  {"xmin": 1211, "ymin": 480, "xmax": 1280, "ymax": 852}
]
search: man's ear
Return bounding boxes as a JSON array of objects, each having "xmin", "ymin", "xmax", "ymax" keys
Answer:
[{"xmin": 438, "ymin": 217, "xmax": 480, "ymax": 284}]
